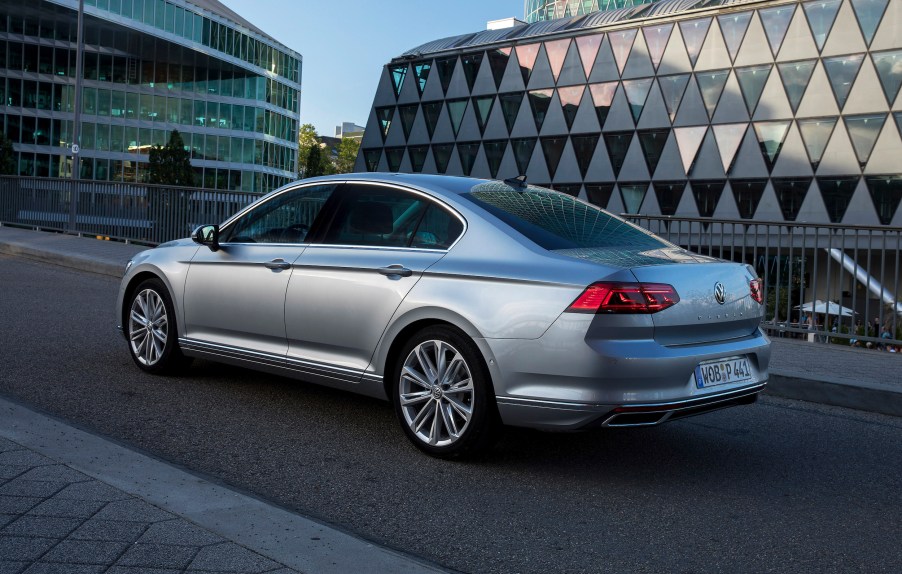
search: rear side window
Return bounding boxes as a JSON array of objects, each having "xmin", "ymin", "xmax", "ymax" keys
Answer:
[
  {"xmin": 320, "ymin": 184, "xmax": 462, "ymax": 249},
  {"xmin": 463, "ymin": 185, "xmax": 665, "ymax": 251}
]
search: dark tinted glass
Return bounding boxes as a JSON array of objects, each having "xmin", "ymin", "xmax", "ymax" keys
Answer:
[
  {"xmin": 223, "ymin": 184, "xmax": 336, "ymax": 243},
  {"xmin": 322, "ymin": 185, "xmax": 426, "ymax": 247},
  {"xmin": 411, "ymin": 204, "xmax": 464, "ymax": 249},
  {"xmin": 463, "ymin": 184, "xmax": 666, "ymax": 251}
]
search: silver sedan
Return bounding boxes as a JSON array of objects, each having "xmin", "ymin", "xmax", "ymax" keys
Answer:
[{"xmin": 117, "ymin": 174, "xmax": 770, "ymax": 457}]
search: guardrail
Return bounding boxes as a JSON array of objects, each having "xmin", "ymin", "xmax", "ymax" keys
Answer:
[
  {"xmin": 1, "ymin": 176, "xmax": 898, "ymax": 349},
  {"xmin": 0, "ymin": 176, "xmax": 256, "ymax": 246},
  {"xmin": 626, "ymin": 215, "xmax": 902, "ymax": 349}
]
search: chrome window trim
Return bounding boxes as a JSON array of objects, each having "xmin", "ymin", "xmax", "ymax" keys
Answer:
[{"xmin": 218, "ymin": 179, "xmax": 469, "ymax": 252}]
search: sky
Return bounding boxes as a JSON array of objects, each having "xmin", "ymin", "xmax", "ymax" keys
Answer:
[{"xmin": 221, "ymin": 0, "xmax": 524, "ymax": 137}]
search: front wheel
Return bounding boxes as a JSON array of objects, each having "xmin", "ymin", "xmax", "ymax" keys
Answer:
[
  {"xmin": 392, "ymin": 326, "xmax": 501, "ymax": 458},
  {"xmin": 126, "ymin": 278, "xmax": 190, "ymax": 374}
]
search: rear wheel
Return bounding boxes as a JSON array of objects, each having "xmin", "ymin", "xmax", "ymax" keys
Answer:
[
  {"xmin": 126, "ymin": 278, "xmax": 190, "ymax": 374},
  {"xmin": 392, "ymin": 326, "xmax": 501, "ymax": 458}
]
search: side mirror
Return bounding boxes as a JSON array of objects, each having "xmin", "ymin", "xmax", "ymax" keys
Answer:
[{"xmin": 192, "ymin": 224, "xmax": 220, "ymax": 252}]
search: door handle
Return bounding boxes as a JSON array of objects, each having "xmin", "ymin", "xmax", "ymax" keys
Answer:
[
  {"xmin": 264, "ymin": 259, "xmax": 292, "ymax": 270},
  {"xmin": 378, "ymin": 265, "xmax": 412, "ymax": 277}
]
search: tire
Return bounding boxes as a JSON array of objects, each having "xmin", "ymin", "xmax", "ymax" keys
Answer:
[
  {"xmin": 391, "ymin": 326, "xmax": 502, "ymax": 458},
  {"xmin": 125, "ymin": 278, "xmax": 190, "ymax": 375}
]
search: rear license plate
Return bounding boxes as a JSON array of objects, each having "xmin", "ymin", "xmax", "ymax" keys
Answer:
[{"xmin": 695, "ymin": 356, "xmax": 752, "ymax": 389}]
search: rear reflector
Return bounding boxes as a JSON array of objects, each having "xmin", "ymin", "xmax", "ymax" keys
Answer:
[
  {"xmin": 566, "ymin": 282, "xmax": 679, "ymax": 314},
  {"xmin": 750, "ymin": 278, "xmax": 764, "ymax": 305}
]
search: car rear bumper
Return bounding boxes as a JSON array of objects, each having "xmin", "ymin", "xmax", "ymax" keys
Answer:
[{"xmin": 495, "ymin": 382, "xmax": 765, "ymax": 430}]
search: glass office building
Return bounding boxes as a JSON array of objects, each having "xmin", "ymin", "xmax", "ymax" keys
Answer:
[
  {"xmin": 0, "ymin": 0, "xmax": 301, "ymax": 193},
  {"xmin": 525, "ymin": 0, "xmax": 661, "ymax": 23},
  {"xmin": 358, "ymin": 0, "xmax": 902, "ymax": 226}
]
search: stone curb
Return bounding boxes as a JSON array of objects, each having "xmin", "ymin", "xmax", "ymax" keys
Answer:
[
  {"xmin": 0, "ymin": 239, "xmax": 134, "ymax": 278},
  {"xmin": 766, "ymin": 374, "xmax": 902, "ymax": 418}
]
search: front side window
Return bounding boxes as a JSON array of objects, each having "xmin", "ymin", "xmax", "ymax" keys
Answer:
[
  {"xmin": 320, "ymin": 184, "xmax": 462, "ymax": 249},
  {"xmin": 221, "ymin": 183, "xmax": 336, "ymax": 243}
]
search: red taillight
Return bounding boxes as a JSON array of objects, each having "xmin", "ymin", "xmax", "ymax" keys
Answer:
[
  {"xmin": 566, "ymin": 282, "xmax": 680, "ymax": 314},
  {"xmin": 750, "ymin": 278, "xmax": 764, "ymax": 304}
]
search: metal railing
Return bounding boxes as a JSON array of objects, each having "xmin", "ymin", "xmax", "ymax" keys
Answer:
[
  {"xmin": 627, "ymin": 215, "xmax": 902, "ymax": 348},
  {"xmin": 1, "ymin": 176, "xmax": 899, "ymax": 348},
  {"xmin": 0, "ymin": 176, "xmax": 256, "ymax": 245}
]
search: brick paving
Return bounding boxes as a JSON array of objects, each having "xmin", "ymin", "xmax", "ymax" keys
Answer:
[{"xmin": 0, "ymin": 436, "xmax": 299, "ymax": 574}]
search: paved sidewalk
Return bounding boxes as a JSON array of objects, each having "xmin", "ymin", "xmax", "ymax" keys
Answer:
[{"xmin": 0, "ymin": 397, "xmax": 446, "ymax": 574}]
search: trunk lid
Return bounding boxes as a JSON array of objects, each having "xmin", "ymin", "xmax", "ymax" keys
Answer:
[{"xmin": 630, "ymin": 261, "xmax": 762, "ymax": 346}]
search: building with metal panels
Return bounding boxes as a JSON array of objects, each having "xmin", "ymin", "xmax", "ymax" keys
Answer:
[
  {"xmin": 0, "ymin": 0, "xmax": 301, "ymax": 193},
  {"xmin": 526, "ymin": 0, "xmax": 662, "ymax": 23},
  {"xmin": 357, "ymin": 0, "xmax": 902, "ymax": 227}
]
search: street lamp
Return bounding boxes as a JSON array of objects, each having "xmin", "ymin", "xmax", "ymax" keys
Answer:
[{"xmin": 68, "ymin": 0, "xmax": 84, "ymax": 231}]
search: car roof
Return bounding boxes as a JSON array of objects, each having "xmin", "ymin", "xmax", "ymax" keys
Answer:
[{"xmin": 300, "ymin": 173, "xmax": 493, "ymax": 199}]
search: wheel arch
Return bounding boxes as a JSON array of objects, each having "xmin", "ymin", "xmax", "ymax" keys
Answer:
[
  {"xmin": 120, "ymin": 268, "xmax": 179, "ymax": 336},
  {"xmin": 376, "ymin": 308, "xmax": 498, "ymax": 400}
]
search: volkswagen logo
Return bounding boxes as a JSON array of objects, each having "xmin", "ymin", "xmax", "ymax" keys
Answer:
[{"xmin": 714, "ymin": 282, "xmax": 726, "ymax": 305}]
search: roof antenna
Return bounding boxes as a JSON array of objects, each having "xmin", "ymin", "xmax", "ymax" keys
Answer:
[{"xmin": 504, "ymin": 174, "xmax": 528, "ymax": 189}]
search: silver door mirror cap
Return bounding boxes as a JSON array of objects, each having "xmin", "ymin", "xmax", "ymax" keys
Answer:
[{"xmin": 192, "ymin": 224, "xmax": 220, "ymax": 251}]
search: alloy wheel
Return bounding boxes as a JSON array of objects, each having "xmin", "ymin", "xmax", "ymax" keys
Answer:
[
  {"xmin": 129, "ymin": 288, "xmax": 169, "ymax": 366},
  {"xmin": 399, "ymin": 339, "xmax": 475, "ymax": 447}
]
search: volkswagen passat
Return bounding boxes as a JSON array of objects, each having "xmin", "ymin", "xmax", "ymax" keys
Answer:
[{"xmin": 117, "ymin": 174, "xmax": 770, "ymax": 457}]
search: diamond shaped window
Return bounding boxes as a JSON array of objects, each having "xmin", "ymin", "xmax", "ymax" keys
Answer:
[
  {"xmin": 487, "ymin": 48, "xmax": 511, "ymax": 89},
  {"xmin": 816, "ymin": 177, "xmax": 860, "ymax": 223},
  {"xmin": 735, "ymin": 65, "xmax": 772, "ymax": 116},
  {"xmin": 653, "ymin": 181, "xmax": 686, "ymax": 216},
  {"xmin": 457, "ymin": 142, "xmax": 481, "ymax": 176},
  {"xmin": 753, "ymin": 121, "xmax": 792, "ymax": 172},
  {"xmin": 413, "ymin": 62, "xmax": 431, "ymax": 95},
  {"xmin": 408, "ymin": 145, "xmax": 429, "ymax": 173},
  {"xmin": 680, "ymin": 18, "xmax": 711, "ymax": 68},
  {"xmin": 432, "ymin": 143, "xmax": 454, "ymax": 173},
  {"xmin": 589, "ymin": 82, "xmax": 618, "ymax": 128},
  {"xmin": 528, "ymin": 89, "xmax": 554, "ymax": 131},
  {"xmin": 421, "ymin": 101, "xmax": 443, "ymax": 139},
  {"xmin": 483, "ymin": 140, "xmax": 508, "ymax": 178},
  {"xmin": 571, "ymin": 134, "xmax": 600, "ymax": 178},
  {"xmin": 844, "ymin": 114, "xmax": 887, "ymax": 168},
  {"xmin": 604, "ymin": 131, "xmax": 634, "ymax": 177},
  {"xmin": 871, "ymin": 50, "xmax": 902, "ymax": 107},
  {"xmin": 797, "ymin": 117, "xmax": 838, "ymax": 171},
  {"xmin": 823, "ymin": 54, "xmax": 865, "ymax": 109},
  {"xmin": 540, "ymin": 136, "xmax": 568, "ymax": 179},
  {"xmin": 398, "ymin": 104, "xmax": 418, "ymax": 140},
  {"xmin": 447, "ymin": 98, "xmax": 469, "ymax": 138},
  {"xmin": 772, "ymin": 178, "xmax": 812, "ymax": 221},
  {"xmin": 731, "ymin": 179, "xmax": 767, "ymax": 219},
  {"xmin": 691, "ymin": 180, "xmax": 726, "ymax": 217},
  {"xmin": 435, "ymin": 57, "xmax": 457, "ymax": 95},
  {"xmin": 389, "ymin": 64, "xmax": 408, "ymax": 98},
  {"xmin": 472, "ymin": 95, "xmax": 495, "ymax": 136},
  {"xmin": 697, "ymin": 70, "xmax": 730, "ymax": 120},
  {"xmin": 511, "ymin": 137, "xmax": 537, "ymax": 174},
  {"xmin": 864, "ymin": 175, "xmax": 902, "ymax": 225},
  {"xmin": 623, "ymin": 78, "xmax": 653, "ymax": 123},
  {"xmin": 851, "ymin": 0, "xmax": 889, "ymax": 47},
  {"xmin": 363, "ymin": 149, "xmax": 382, "ymax": 172},
  {"xmin": 803, "ymin": 0, "xmax": 842, "ymax": 52},
  {"xmin": 777, "ymin": 60, "xmax": 817, "ymax": 113},
  {"xmin": 759, "ymin": 4, "xmax": 795, "ymax": 57}
]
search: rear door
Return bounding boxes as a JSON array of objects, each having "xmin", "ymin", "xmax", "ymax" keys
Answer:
[{"xmin": 284, "ymin": 182, "xmax": 464, "ymax": 378}]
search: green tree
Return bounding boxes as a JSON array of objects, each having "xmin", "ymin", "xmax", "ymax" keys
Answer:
[
  {"xmin": 146, "ymin": 130, "xmax": 195, "ymax": 186},
  {"xmin": 296, "ymin": 123, "xmax": 318, "ymax": 177},
  {"xmin": 304, "ymin": 143, "xmax": 326, "ymax": 178},
  {"xmin": 335, "ymin": 138, "xmax": 360, "ymax": 174},
  {"xmin": 0, "ymin": 132, "xmax": 16, "ymax": 175}
]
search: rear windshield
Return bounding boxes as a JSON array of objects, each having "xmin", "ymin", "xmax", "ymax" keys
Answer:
[{"xmin": 463, "ymin": 184, "xmax": 667, "ymax": 251}]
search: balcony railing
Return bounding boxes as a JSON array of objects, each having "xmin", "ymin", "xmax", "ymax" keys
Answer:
[{"xmin": 1, "ymin": 176, "xmax": 899, "ymax": 348}]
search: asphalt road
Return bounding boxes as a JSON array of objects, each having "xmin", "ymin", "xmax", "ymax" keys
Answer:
[{"xmin": 2, "ymin": 253, "xmax": 901, "ymax": 574}]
